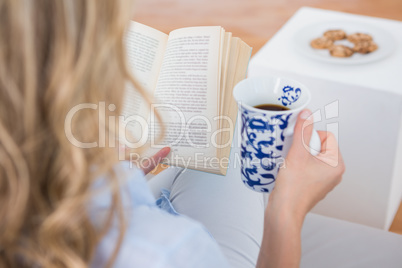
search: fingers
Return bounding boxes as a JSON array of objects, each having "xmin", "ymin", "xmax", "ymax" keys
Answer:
[
  {"xmin": 316, "ymin": 130, "xmax": 328, "ymax": 142},
  {"xmin": 315, "ymin": 131, "xmax": 344, "ymax": 169},
  {"xmin": 317, "ymin": 131, "xmax": 330, "ymax": 154},
  {"xmin": 142, "ymin": 147, "xmax": 171, "ymax": 174},
  {"xmin": 288, "ymin": 109, "xmax": 314, "ymax": 158},
  {"xmin": 316, "ymin": 131, "xmax": 337, "ymax": 155}
]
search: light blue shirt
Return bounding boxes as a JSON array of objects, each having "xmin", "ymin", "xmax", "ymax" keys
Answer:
[{"xmin": 89, "ymin": 161, "xmax": 230, "ymax": 268}]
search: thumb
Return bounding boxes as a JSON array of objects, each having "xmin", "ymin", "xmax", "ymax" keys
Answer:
[{"xmin": 288, "ymin": 109, "xmax": 314, "ymax": 158}]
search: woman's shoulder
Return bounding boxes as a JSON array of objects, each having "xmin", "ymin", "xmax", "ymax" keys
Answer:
[{"xmin": 89, "ymin": 161, "xmax": 155, "ymax": 211}]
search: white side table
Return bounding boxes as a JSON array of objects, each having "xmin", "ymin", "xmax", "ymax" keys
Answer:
[{"xmin": 248, "ymin": 7, "xmax": 402, "ymax": 230}]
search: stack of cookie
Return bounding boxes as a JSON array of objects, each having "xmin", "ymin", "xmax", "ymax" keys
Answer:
[{"xmin": 311, "ymin": 30, "xmax": 378, "ymax": 58}]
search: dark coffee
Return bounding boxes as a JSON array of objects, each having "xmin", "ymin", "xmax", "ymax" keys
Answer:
[{"xmin": 254, "ymin": 104, "xmax": 290, "ymax": 111}]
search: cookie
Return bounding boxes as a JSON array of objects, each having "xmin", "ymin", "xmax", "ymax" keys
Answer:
[
  {"xmin": 347, "ymin": 33, "xmax": 373, "ymax": 43},
  {"xmin": 310, "ymin": 37, "xmax": 334, "ymax": 49},
  {"xmin": 323, "ymin": 30, "xmax": 347, "ymax": 40},
  {"xmin": 329, "ymin": 45, "xmax": 354, "ymax": 58},
  {"xmin": 353, "ymin": 41, "xmax": 378, "ymax": 54}
]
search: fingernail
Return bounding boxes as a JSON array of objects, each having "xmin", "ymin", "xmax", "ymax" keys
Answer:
[{"xmin": 300, "ymin": 110, "xmax": 312, "ymax": 120}]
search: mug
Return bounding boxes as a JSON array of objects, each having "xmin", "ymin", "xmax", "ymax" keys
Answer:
[{"xmin": 233, "ymin": 76, "xmax": 321, "ymax": 193}]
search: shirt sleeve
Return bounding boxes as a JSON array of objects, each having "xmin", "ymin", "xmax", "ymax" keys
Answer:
[
  {"xmin": 92, "ymin": 208, "xmax": 231, "ymax": 268},
  {"xmin": 163, "ymin": 223, "xmax": 231, "ymax": 268},
  {"xmin": 90, "ymin": 161, "xmax": 231, "ymax": 268}
]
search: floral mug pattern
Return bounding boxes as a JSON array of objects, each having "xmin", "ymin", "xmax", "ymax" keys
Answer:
[{"xmin": 234, "ymin": 76, "xmax": 321, "ymax": 193}]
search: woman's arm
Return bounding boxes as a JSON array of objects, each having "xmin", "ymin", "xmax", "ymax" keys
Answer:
[
  {"xmin": 257, "ymin": 109, "xmax": 345, "ymax": 268},
  {"xmin": 257, "ymin": 200, "xmax": 304, "ymax": 268}
]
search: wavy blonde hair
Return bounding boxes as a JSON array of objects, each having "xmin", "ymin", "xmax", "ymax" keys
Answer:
[{"xmin": 0, "ymin": 0, "xmax": 156, "ymax": 267}]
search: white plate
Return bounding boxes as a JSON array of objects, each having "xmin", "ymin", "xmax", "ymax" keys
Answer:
[{"xmin": 293, "ymin": 21, "xmax": 396, "ymax": 65}]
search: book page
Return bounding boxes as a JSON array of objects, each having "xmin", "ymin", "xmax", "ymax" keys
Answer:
[
  {"xmin": 216, "ymin": 28, "xmax": 225, "ymax": 116},
  {"xmin": 218, "ymin": 32, "xmax": 232, "ymax": 129},
  {"xmin": 151, "ymin": 26, "xmax": 222, "ymax": 168},
  {"xmin": 122, "ymin": 22, "xmax": 168, "ymax": 139},
  {"xmin": 218, "ymin": 39, "xmax": 252, "ymax": 174}
]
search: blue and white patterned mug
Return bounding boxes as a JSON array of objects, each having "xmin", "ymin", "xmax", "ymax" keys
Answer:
[{"xmin": 233, "ymin": 76, "xmax": 321, "ymax": 193}]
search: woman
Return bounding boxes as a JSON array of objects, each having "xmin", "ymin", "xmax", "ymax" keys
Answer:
[{"xmin": 0, "ymin": 0, "xmax": 344, "ymax": 267}]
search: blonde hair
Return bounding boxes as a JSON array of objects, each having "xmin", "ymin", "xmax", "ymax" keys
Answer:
[{"xmin": 0, "ymin": 0, "xmax": 156, "ymax": 267}]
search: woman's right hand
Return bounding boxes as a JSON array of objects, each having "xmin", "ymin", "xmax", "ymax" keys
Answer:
[
  {"xmin": 269, "ymin": 109, "xmax": 345, "ymax": 222},
  {"xmin": 257, "ymin": 109, "xmax": 345, "ymax": 268}
]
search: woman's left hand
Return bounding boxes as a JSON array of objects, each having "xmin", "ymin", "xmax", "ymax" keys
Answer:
[{"xmin": 141, "ymin": 147, "xmax": 171, "ymax": 174}]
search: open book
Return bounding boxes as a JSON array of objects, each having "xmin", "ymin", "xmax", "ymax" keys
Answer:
[{"xmin": 122, "ymin": 22, "xmax": 251, "ymax": 175}]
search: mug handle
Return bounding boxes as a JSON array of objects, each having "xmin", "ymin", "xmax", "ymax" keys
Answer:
[
  {"xmin": 284, "ymin": 125, "xmax": 321, "ymax": 156},
  {"xmin": 309, "ymin": 129, "xmax": 321, "ymax": 156}
]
